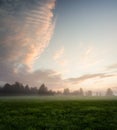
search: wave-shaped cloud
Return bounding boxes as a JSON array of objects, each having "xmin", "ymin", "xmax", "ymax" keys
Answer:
[{"xmin": 0, "ymin": 0, "xmax": 56, "ymax": 74}]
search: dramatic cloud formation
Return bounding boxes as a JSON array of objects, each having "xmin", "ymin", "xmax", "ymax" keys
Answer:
[
  {"xmin": 0, "ymin": 0, "xmax": 56, "ymax": 83},
  {"xmin": 0, "ymin": 0, "xmax": 117, "ymax": 92}
]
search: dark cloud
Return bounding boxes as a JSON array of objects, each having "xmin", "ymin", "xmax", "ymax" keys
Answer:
[{"xmin": 0, "ymin": 68, "xmax": 63, "ymax": 89}]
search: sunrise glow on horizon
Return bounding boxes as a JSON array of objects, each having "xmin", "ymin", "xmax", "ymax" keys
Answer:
[{"xmin": 0, "ymin": 0, "xmax": 117, "ymax": 93}]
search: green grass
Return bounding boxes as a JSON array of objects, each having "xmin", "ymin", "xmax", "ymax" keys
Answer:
[{"xmin": 0, "ymin": 97, "xmax": 117, "ymax": 130}]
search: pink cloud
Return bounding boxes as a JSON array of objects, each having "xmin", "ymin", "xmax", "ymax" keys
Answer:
[{"xmin": 0, "ymin": 0, "xmax": 56, "ymax": 73}]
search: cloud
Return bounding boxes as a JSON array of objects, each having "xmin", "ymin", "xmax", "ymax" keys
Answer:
[
  {"xmin": 0, "ymin": 63, "xmax": 116, "ymax": 91},
  {"xmin": 107, "ymin": 63, "xmax": 117, "ymax": 70},
  {"xmin": 0, "ymin": 0, "xmax": 68, "ymax": 90},
  {"xmin": 0, "ymin": 68, "xmax": 65, "ymax": 90},
  {"xmin": 53, "ymin": 47, "xmax": 68, "ymax": 66},
  {"xmin": 66, "ymin": 73, "xmax": 114, "ymax": 85},
  {"xmin": 0, "ymin": 1, "xmax": 116, "ymax": 92},
  {"xmin": 78, "ymin": 46, "xmax": 102, "ymax": 69},
  {"xmin": 53, "ymin": 47, "xmax": 64, "ymax": 60},
  {"xmin": 0, "ymin": 0, "xmax": 56, "ymax": 73}
]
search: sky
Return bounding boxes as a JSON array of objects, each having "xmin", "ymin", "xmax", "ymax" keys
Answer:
[{"xmin": 0, "ymin": 0, "xmax": 117, "ymax": 93}]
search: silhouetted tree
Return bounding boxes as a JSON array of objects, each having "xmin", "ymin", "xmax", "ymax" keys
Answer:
[
  {"xmin": 106, "ymin": 88, "xmax": 114, "ymax": 96},
  {"xmin": 86, "ymin": 90, "xmax": 92, "ymax": 96},
  {"xmin": 0, "ymin": 82, "xmax": 55, "ymax": 96},
  {"xmin": 12, "ymin": 82, "xmax": 25, "ymax": 95},
  {"xmin": 30, "ymin": 87, "xmax": 38, "ymax": 95},
  {"xmin": 48, "ymin": 90, "xmax": 55, "ymax": 95},
  {"xmin": 0, "ymin": 82, "xmax": 27, "ymax": 95},
  {"xmin": 63, "ymin": 88, "xmax": 70, "ymax": 95},
  {"xmin": 56, "ymin": 91, "xmax": 62, "ymax": 95},
  {"xmin": 0, "ymin": 87, "xmax": 2, "ymax": 94},
  {"xmin": 72, "ymin": 90, "xmax": 80, "ymax": 95},
  {"xmin": 2, "ymin": 83, "xmax": 11, "ymax": 95},
  {"xmin": 25, "ymin": 85, "xmax": 30, "ymax": 94},
  {"xmin": 79, "ymin": 88, "xmax": 84, "ymax": 96},
  {"xmin": 38, "ymin": 84, "xmax": 48, "ymax": 95}
]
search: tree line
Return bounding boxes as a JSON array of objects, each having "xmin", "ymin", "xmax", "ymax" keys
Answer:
[
  {"xmin": 0, "ymin": 82, "xmax": 115, "ymax": 96},
  {"xmin": 0, "ymin": 82, "xmax": 54, "ymax": 96}
]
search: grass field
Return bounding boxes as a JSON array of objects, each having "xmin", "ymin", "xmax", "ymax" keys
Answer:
[{"xmin": 0, "ymin": 96, "xmax": 117, "ymax": 130}]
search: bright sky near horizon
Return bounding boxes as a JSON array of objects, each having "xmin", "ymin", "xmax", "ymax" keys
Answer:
[{"xmin": 0, "ymin": 0, "xmax": 117, "ymax": 93}]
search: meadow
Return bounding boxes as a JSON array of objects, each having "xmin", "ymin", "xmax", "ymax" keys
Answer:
[{"xmin": 0, "ymin": 96, "xmax": 117, "ymax": 130}]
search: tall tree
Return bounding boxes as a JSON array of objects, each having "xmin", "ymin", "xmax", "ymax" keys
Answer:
[
  {"xmin": 106, "ymin": 88, "xmax": 114, "ymax": 96},
  {"xmin": 25, "ymin": 85, "xmax": 30, "ymax": 94},
  {"xmin": 86, "ymin": 90, "xmax": 92, "ymax": 96},
  {"xmin": 63, "ymin": 88, "xmax": 70, "ymax": 95},
  {"xmin": 38, "ymin": 84, "xmax": 48, "ymax": 95},
  {"xmin": 79, "ymin": 88, "xmax": 84, "ymax": 96}
]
